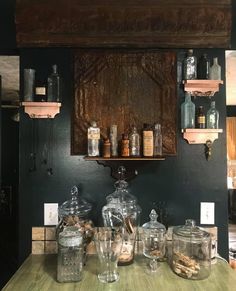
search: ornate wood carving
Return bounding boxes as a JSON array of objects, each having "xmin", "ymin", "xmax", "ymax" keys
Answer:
[
  {"xmin": 72, "ymin": 49, "xmax": 177, "ymax": 156},
  {"xmin": 16, "ymin": 0, "xmax": 232, "ymax": 48}
]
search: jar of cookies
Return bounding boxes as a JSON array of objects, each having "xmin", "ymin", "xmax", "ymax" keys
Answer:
[
  {"xmin": 57, "ymin": 186, "xmax": 94, "ymax": 262},
  {"xmin": 172, "ymin": 219, "xmax": 211, "ymax": 280}
]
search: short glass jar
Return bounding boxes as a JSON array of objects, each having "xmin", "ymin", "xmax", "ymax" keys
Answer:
[{"xmin": 172, "ymin": 219, "xmax": 211, "ymax": 280}]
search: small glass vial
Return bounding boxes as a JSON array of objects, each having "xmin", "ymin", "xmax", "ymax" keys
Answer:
[
  {"xmin": 143, "ymin": 124, "xmax": 154, "ymax": 157},
  {"xmin": 197, "ymin": 54, "xmax": 210, "ymax": 79},
  {"xmin": 183, "ymin": 49, "xmax": 197, "ymax": 80},
  {"xmin": 196, "ymin": 106, "xmax": 206, "ymax": 129},
  {"xmin": 87, "ymin": 121, "xmax": 100, "ymax": 157},
  {"xmin": 103, "ymin": 138, "xmax": 111, "ymax": 158},
  {"xmin": 129, "ymin": 126, "xmax": 140, "ymax": 157},
  {"xmin": 207, "ymin": 101, "xmax": 219, "ymax": 129},
  {"xmin": 57, "ymin": 226, "xmax": 83, "ymax": 282},
  {"xmin": 121, "ymin": 134, "xmax": 130, "ymax": 157},
  {"xmin": 209, "ymin": 57, "xmax": 221, "ymax": 80},
  {"xmin": 110, "ymin": 125, "xmax": 118, "ymax": 157},
  {"xmin": 47, "ymin": 64, "xmax": 61, "ymax": 102},
  {"xmin": 153, "ymin": 123, "xmax": 162, "ymax": 157},
  {"xmin": 181, "ymin": 92, "xmax": 195, "ymax": 129}
]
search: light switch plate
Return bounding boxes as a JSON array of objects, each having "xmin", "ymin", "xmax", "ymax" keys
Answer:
[
  {"xmin": 200, "ymin": 202, "xmax": 215, "ymax": 225},
  {"xmin": 44, "ymin": 203, "xmax": 58, "ymax": 225}
]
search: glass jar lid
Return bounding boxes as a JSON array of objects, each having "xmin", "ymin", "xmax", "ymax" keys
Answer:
[
  {"xmin": 142, "ymin": 209, "xmax": 166, "ymax": 231},
  {"xmin": 173, "ymin": 219, "xmax": 210, "ymax": 239},
  {"xmin": 59, "ymin": 185, "xmax": 92, "ymax": 218},
  {"xmin": 58, "ymin": 226, "xmax": 83, "ymax": 247}
]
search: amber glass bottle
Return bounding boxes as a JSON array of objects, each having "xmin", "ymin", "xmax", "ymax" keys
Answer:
[
  {"xmin": 121, "ymin": 134, "xmax": 130, "ymax": 157},
  {"xmin": 197, "ymin": 106, "xmax": 206, "ymax": 129}
]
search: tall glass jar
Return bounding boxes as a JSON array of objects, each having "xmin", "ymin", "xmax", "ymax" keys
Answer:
[
  {"xmin": 102, "ymin": 166, "xmax": 141, "ymax": 265},
  {"xmin": 57, "ymin": 186, "xmax": 94, "ymax": 263},
  {"xmin": 172, "ymin": 219, "xmax": 211, "ymax": 280}
]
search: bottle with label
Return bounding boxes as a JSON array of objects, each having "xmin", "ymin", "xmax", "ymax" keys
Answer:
[
  {"xmin": 209, "ymin": 57, "xmax": 221, "ymax": 80},
  {"xmin": 183, "ymin": 49, "xmax": 197, "ymax": 80},
  {"xmin": 102, "ymin": 138, "xmax": 111, "ymax": 158},
  {"xmin": 129, "ymin": 126, "xmax": 140, "ymax": 157},
  {"xmin": 87, "ymin": 121, "xmax": 100, "ymax": 157},
  {"xmin": 47, "ymin": 64, "xmax": 61, "ymax": 102},
  {"xmin": 110, "ymin": 125, "xmax": 118, "ymax": 157},
  {"xmin": 207, "ymin": 101, "xmax": 219, "ymax": 129},
  {"xmin": 35, "ymin": 80, "xmax": 47, "ymax": 102},
  {"xmin": 181, "ymin": 92, "xmax": 195, "ymax": 129},
  {"xmin": 197, "ymin": 106, "xmax": 206, "ymax": 129},
  {"xmin": 153, "ymin": 123, "xmax": 162, "ymax": 157},
  {"xmin": 121, "ymin": 134, "xmax": 130, "ymax": 157},
  {"xmin": 143, "ymin": 124, "xmax": 154, "ymax": 157},
  {"xmin": 197, "ymin": 54, "xmax": 210, "ymax": 79}
]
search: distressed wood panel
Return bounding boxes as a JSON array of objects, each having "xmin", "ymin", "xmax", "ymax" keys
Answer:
[
  {"xmin": 72, "ymin": 50, "xmax": 177, "ymax": 156},
  {"xmin": 15, "ymin": 0, "xmax": 232, "ymax": 48}
]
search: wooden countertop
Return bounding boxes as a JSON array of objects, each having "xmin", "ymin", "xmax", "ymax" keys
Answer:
[{"xmin": 3, "ymin": 255, "xmax": 236, "ymax": 291}]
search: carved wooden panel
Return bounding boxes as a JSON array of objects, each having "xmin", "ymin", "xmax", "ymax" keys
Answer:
[
  {"xmin": 15, "ymin": 0, "xmax": 232, "ymax": 48},
  {"xmin": 72, "ymin": 50, "xmax": 177, "ymax": 155}
]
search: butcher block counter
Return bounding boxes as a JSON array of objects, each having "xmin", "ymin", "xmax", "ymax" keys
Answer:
[{"xmin": 2, "ymin": 255, "xmax": 236, "ymax": 291}]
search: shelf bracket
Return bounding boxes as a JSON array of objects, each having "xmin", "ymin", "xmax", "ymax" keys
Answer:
[{"xmin": 21, "ymin": 102, "xmax": 61, "ymax": 118}]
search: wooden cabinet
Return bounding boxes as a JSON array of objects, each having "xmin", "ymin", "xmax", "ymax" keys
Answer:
[{"xmin": 227, "ymin": 117, "xmax": 236, "ymax": 160}]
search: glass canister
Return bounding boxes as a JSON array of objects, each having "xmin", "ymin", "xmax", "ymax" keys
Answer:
[
  {"xmin": 172, "ymin": 219, "xmax": 211, "ymax": 280},
  {"xmin": 102, "ymin": 166, "xmax": 141, "ymax": 265},
  {"xmin": 57, "ymin": 186, "xmax": 94, "ymax": 261},
  {"xmin": 57, "ymin": 226, "xmax": 83, "ymax": 282}
]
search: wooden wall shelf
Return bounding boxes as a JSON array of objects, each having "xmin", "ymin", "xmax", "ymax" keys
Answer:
[
  {"xmin": 22, "ymin": 102, "xmax": 61, "ymax": 118},
  {"xmin": 182, "ymin": 128, "xmax": 223, "ymax": 144},
  {"xmin": 84, "ymin": 156, "xmax": 165, "ymax": 161},
  {"xmin": 183, "ymin": 80, "xmax": 223, "ymax": 97}
]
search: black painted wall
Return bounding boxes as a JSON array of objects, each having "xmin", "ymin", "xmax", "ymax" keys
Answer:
[{"xmin": 19, "ymin": 48, "xmax": 228, "ymax": 263}]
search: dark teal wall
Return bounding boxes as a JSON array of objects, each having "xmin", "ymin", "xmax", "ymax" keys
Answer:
[{"xmin": 19, "ymin": 48, "xmax": 228, "ymax": 263}]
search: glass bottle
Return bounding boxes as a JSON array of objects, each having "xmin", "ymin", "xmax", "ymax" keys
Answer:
[
  {"xmin": 183, "ymin": 49, "xmax": 197, "ymax": 80},
  {"xmin": 153, "ymin": 123, "xmax": 162, "ymax": 156},
  {"xmin": 209, "ymin": 57, "xmax": 221, "ymax": 80},
  {"xmin": 35, "ymin": 80, "xmax": 46, "ymax": 102},
  {"xmin": 47, "ymin": 64, "xmax": 61, "ymax": 102},
  {"xmin": 207, "ymin": 101, "xmax": 219, "ymax": 129},
  {"xmin": 129, "ymin": 126, "xmax": 140, "ymax": 157},
  {"xmin": 143, "ymin": 123, "xmax": 154, "ymax": 157},
  {"xmin": 110, "ymin": 125, "xmax": 118, "ymax": 157},
  {"xmin": 87, "ymin": 121, "xmax": 100, "ymax": 157},
  {"xmin": 121, "ymin": 134, "xmax": 130, "ymax": 157},
  {"xmin": 197, "ymin": 54, "xmax": 210, "ymax": 79},
  {"xmin": 102, "ymin": 138, "xmax": 111, "ymax": 158},
  {"xmin": 102, "ymin": 166, "xmax": 142, "ymax": 266},
  {"xmin": 196, "ymin": 106, "xmax": 206, "ymax": 129},
  {"xmin": 172, "ymin": 219, "xmax": 211, "ymax": 280},
  {"xmin": 181, "ymin": 92, "xmax": 195, "ymax": 129}
]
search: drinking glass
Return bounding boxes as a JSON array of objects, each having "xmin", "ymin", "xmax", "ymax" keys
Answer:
[
  {"xmin": 94, "ymin": 227, "xmax": 123, "ymax": 283},
  {"xmin": 143, "ymin": 228, "xmax": 166, "ymax": 273}
]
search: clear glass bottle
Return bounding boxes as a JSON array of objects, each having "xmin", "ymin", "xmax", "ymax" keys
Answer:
[
  {"xmin": 110, "ymin": 125, "xmax": 118, "ymax": 157},
  {"xmin": 172, "ymin": 219, "xmax": 211, "ymax": 280},
  {"xmin": 181, "ymin": 92, "xmax": 195, "ymax": 129},
  {"xmin": 87, "ymin": 121, "xmax": 100, "ymax": 157},
  {"xmin": 129, "ymin": 126, "xmax": 140, "ymax": 157},
  {"xmin": 57, "ymin": 226, "xmax": 83, "ymax": 282},
  {"xmin": 183, "ymin": 49, "xmax": 197, "ymax": 80},
  {"xmin": 47, "ymin": 64, "xmax": 61, "ymax": 102},
  {"xmin": 197, "ymin": 54, "xmax": 210, "ymax": 79},
  {"xmin": 209, "ymin": 57, "xmax": 221, "ymax": 80},
  {"xmin": 102, "ymin": 166, "xmax": 141, "ymax": 266},
  {"xmin": 196, "ymin": 106, "xmax": 206, "ymax": 129},
  {"xmin": 153, "ymin": 123, "xmax": 162, "ymax": 156},
  {"xmin": 207, "ymin": 101, "xmax": 219, "ymax": 129},
  {"xmin": 143, "ymin": 123, "xmax": 154, "ymax": 157}
]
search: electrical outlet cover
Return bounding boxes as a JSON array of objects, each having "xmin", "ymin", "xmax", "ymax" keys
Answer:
[
  {"xmin": 200, "ymin": 202, "xmax": 215, "ymax": 225},
  {"xmin": 44, "ymin": 203, "xmax": 58, "ymax": 225}
]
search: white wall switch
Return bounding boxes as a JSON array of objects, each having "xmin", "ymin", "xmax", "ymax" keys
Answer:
[
  {"xmin": 200, "ymin": 202, "xmax": 215, "ymax": 225},
  {"xmin": 44, "ymin": 203, "xmax": 58, "ymax": 225}
]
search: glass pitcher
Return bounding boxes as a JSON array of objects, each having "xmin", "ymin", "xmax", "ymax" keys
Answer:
[{"xmin": 102, "ymin": 166, "xmax": 141, "ymax": 265}]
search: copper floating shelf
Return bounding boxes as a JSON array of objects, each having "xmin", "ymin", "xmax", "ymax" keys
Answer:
[
  {"xmin": 183, "ymin": 80, "xmax": 223, "ymax": 97},
  {"xmin": 84, "ymin": 156, "xmax": 165, "ymax": 161},
  {"xmin": 21, "ymin": 102, "xmax": 61, "ymax": 118},
  {"xmin": 182, "ymin": 128, "xmax": 223, "ymax": 144}
]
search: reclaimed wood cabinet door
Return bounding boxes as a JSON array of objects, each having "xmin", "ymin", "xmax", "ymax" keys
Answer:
[{"xmin": 227, "ymin": 117, "xmax": 236, "ymax": 160}]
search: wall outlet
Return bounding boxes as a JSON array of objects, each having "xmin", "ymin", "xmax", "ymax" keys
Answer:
[
  {"xmin": 200, "ymin": 202, "xmax": 215, "ymax": 225},
  {"xmin": 44, "ymin": 203, "xmax": 58, "ymax": 225}
]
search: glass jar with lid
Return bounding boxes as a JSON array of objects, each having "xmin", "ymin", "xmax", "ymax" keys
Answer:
[
  {"xmin": 57, "ymin": 226, "xmax": 83, "ymax": 282},
  {"xmin": 102, "ymin": 166, "xmax": 142, "ymax": 265},
  {"xmin": 57, "ymin": 186, "xmax": 94, "ymax": 262},
  {"xmin": 172, "ymin": 219, "xmax": 211, "ymax": 280}
]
